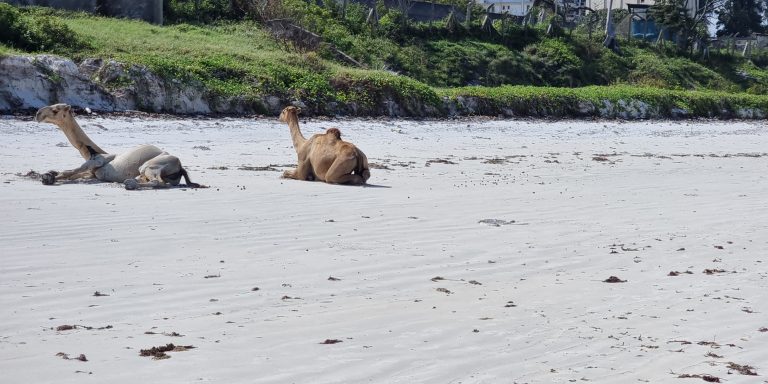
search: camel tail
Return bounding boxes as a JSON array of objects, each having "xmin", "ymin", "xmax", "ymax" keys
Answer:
[
  {"xmin": 356, "ymin": 148, "xmax": 371, "ymax": 183},
  {"xmin": 180, "ymin": 168, "xmax": 202, "ymax": 188}
]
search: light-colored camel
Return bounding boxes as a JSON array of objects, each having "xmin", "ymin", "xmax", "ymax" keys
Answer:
[
  {"xmin": 279, "ymin": 106, "xmax": 370, "ymax": 185},
  {"xmin": 35, "ymin": 103, "xmax": 201, "ymax": 190}
]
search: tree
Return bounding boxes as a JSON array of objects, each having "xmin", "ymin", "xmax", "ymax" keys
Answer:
[
  {"xmin": 716, "ymin": 0, "xmax": 767, "ymax": 37},
  {"xmin": 650, "ymin": 0, "xmax": 725, "ymax": 51}
]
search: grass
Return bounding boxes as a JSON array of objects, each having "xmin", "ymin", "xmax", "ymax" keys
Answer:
[
  {"xmin": 440, "ymin": 85, "xmax": 768, "ymax": 118},
  {"xmin": 2, "ymin": 6, "xmax": 767, "ymax": 118},
  {"xmin": 48, "ymin": 13, "xmax": 441, "ymax": 113},
  {"xmin": 59, "ymin": 17, "xmax": 305, "ymax": 96}
]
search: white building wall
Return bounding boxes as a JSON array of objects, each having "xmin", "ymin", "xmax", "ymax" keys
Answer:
[
  {"xmin": 476, "ymin": 0, "xmax": 534, "ymax": 16},
  {"xmin": 586, "ymin": 0, "xmax": 655, "ymax": 10}
]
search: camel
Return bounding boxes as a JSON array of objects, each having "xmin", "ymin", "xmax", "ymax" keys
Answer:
[
  {"xmin": 279, "ymin": 106, "xmax": 370, "ymax": 185},
  {"xmin": 34, "ymin": 103, "xmax": 201, "ymax": 190}
]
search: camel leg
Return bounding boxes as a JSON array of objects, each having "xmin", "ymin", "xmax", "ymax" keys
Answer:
[
  {"xmin": 42, "ymin": 159, "xmax": 103, "ymax": 185},
  {"xmin": 324, "ymin": 157, "xmax": 364, "ymax": 185},
  {"xmin": 283, "ymin": 159, "xmax": 314, "ymax": 181}
]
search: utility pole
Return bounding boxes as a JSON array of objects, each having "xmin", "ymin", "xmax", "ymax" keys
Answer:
[{"xmin": 603, "ymin": 0, "xmax": 620, "ymax": 52}]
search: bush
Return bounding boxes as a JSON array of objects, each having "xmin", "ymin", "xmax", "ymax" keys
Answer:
[
  {"xmin": 524, "ymin": 38, "xmax": 583, "ymax": 86},
  {"xmin": 164, "ymin": 0, "xmax": 239, "ymax": 24},
  {"xmin": 586, "ymin": 49, "xmax": 631, "ymax": 85},
  {"xmin": 487, "ymin": 53, "xmax": 541, "ymax": 86},
  {"xmin": 0, "ymin": 3, "xmax": 85, "ymax": 52},
  {"xmin": 0, "ymin": 3, "xmax": 24, "ymax": 46}
]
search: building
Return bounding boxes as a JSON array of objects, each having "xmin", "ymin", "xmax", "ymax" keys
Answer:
[
  {"xmin": 475, "ymin": 0, "xmax": 535, "ymax": 16},
  {"xmin": 586, "ymin": 0, "xmax": 654, "ymax": 10}
]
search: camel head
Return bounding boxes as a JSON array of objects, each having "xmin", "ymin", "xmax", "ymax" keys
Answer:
[
  {"xmin": 35, "ymin": 103, "xmax": 73, "ymax": 128},
  {"xmin": 279, "ymin": 106, "xmax": 300, "ymax": 123}
]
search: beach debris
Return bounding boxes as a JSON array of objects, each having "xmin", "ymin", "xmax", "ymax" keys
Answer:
[
  {"xmin": 478, "ymin": 219, "xmax": 517, "ymax": 227},
  {"xmin": 368, "ymin": 162, "xmax": 393, "ymax": 170},
  {"xmin": 320, "ymin": 339, "xmax": 342, "ymax": 344},
  {"xmin": 436, "ymin": 288, "xmax": 452, "ymax": 294},
  {"xmin": 238, "ymin": 165, "xmax": 280, "ymax": 172},
  {"xmin": 703, "ymin": 269, "xmax": 727, "ymax": 275},
  {"xmin": 425, "ymin": 158, "xmax": 457, "ymax": 166},
  {"xmin": 56, "ymin": 352, "xmax": 87, "ymax": 362},
  {"xmin": 705, "ymin": 352, "xmax": 723, "ymax": 358},
  {"xmin": 668, "ymin": 270, "xmax": 693, "ymax": 276},
  {"xmin": 204, "ymin": 274, "xmax": 221, "ymax": 279},
  {"xmin": 328, "ymin": 276, "xmax": 341, "ymax": 281},
  {"xmin": 17, "ymin": 170, "xmax": 42, "ymax": 179},
  {"xmin": 55, "ymin": 324, "xmax": 112, "ymax": 331},
  {"xmin": 139, "ymin": 343, "xmax": 195, "ymax": 360},
  {"xmin": 603, "ymin": 276, "xmax": 626, "ymax": 283},
  {"xmin": 726, "ymin": 362, "xmax": 757, "ymax": 375},
  {"xmin": 93, "ymin": 291, "xmax": 109, "ymax": 296},
  {"xmin": 676, "ymin": 373, "xmax": 720, "ymax": 382},
  {"xmin": 504, "ymin": 301, "xmax": 517, "ymax": 307},
  {"xmin": 252, "ymin": 287, "xmax": 260, "ymax": 291},
  {"xmin": 759, "ymin": 327, "xmax": 768, "ymax": 332},
  {"xmin": 468, "ymin": 280, "xmax": 482, "ymax": 285},
  {"xmin": 431, "ymin": 276, "xmax": 445, "ymax": 282},
  {"xmin": 192, "ymin": 145, "xmax": 211, "ymax": 151},
  {"xmin": 482, "ymin": 157, "xmax": 507, "ymax": 164},
  {"xmin": 714, "ymin": 245, "xmax": 724, "ymax": 250},
  {"xmin": 144, "ymin": 331, "xmax": 183, "ymax": 337}
]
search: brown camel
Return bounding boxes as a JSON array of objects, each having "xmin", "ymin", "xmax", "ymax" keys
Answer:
[
  {"xmin": 35, "ymin": 103, "xmax": 201, "ymax": 190},
  {"xmin": 279, "ymin": 106, "xmax": 370, "ymax": 185}
]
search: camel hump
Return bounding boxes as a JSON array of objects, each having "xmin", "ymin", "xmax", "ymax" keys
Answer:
[{"xmin": 326, "ymin": 128, "xmax": 341, "ymax": 139}]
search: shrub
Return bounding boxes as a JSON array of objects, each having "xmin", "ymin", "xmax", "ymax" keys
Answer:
[
  {"xmin": 586, "ymin": 49, "xmax": 631, "ymax": 85},
  {"xmin": 164, "ymin": 0, "xmax": 239, "ymax": 24},
  {"xmin": 487, "ymin": 53, "xmax": 541, "ymax": 86},
  {"xmin": 0, "ymin": 3, "xmax": 85, "ymax": 52},
  {"xmin": 524, "ymin": 38, "xmax": 583, "ymax": 86}
]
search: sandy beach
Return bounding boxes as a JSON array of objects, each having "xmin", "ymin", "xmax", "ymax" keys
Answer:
[{"xmin": 1, "ymin": 114, "xmax": 767, "ymax": 383}]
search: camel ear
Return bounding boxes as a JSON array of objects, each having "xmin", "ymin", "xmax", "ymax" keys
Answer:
[
  {"xmin": 295, "ymin": 107, "xmax": 301, "ymax": 115},
  {"xmin": 63, "ymin": 105, "xmax": 72, "ymax": 113}
]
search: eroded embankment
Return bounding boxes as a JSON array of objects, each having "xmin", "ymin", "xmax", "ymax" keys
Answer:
[{"xmin": 2, "ymin": 54, "xmax": 766, "ymax": 119}]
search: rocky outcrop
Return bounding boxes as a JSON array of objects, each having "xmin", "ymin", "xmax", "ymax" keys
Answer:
[
  {"xmin": 0, "ymin": 55, "xmax": 118, "ymax": 112},
  {"xmin": 0, "ymin": 54, "xmax": 434, "ymax": 117},
  {"xmin": 2, "ymin": 55, "xmax": 766, "ymax": 119},
  {"xmin": 0, "ymin": 55, "xmax": 268, "ymax": 115}
]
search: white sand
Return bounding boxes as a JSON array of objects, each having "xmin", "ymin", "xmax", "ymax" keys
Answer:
[{"xmin": 1, "ymin": 115, "xmax": 767, "ymax": 383}]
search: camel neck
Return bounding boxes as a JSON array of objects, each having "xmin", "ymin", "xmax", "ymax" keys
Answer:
[
  {"xmin": 59, "ymin": 116, "xmax": 107, "ymax": 160},
  {"xmin": 288, "ymin": 116, "xmax": 307, "ymax": 150}
]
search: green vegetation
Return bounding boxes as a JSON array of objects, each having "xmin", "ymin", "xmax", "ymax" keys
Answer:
[
  {"xmin": 1, "ymin": 1, "xmax": 767, "ymax": 117},
  {"xmin": 0, "ymin": 3, "xmax": 86, "ymax": 54},
  {"xmin": 440, "ymin": 85, "xmax": 768, "ymax": 117}
]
